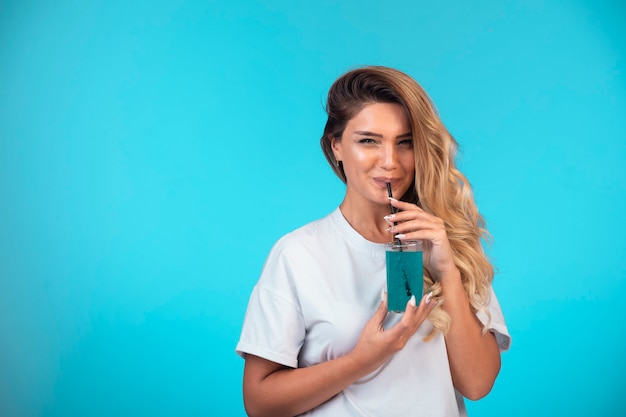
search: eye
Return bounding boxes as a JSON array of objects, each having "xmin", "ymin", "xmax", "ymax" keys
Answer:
[
  {"xmin": 358, "ymin": 138, "xmax": 377, "ymax": 144},
  {"xmin": 399, "ymin": 139, "xmax": 414, "ymax": 147}
]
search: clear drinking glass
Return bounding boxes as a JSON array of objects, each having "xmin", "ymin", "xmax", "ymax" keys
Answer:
[{"xmin": 385, "ymin": 240, "xmax": 423, "ymax": 312}]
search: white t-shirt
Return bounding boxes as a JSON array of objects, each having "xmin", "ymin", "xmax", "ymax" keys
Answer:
[{"xmin": 236, "ymin": 208, "xmax": 511, "ymax": 417}]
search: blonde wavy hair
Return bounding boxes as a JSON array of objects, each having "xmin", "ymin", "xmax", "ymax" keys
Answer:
[{"xmin": 320, "ymin": 66, "xmax": 493, "ymax": 339}]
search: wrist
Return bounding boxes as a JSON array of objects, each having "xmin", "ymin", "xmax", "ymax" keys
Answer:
[
  {"xmin": 434, "ymin": 265, "xmax": 462, "ymax": 284},
  {"xmin": 439, "ymin": 268, "xmax": 472, "ymax": 309}
]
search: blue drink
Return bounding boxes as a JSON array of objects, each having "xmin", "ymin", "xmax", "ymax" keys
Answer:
[{"xmin": 385, "ymin": 241, "xmax": 423, "ymax": 312}]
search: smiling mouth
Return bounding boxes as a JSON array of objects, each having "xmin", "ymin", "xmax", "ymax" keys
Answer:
[{"xmin": 374, "ymin": 177, "xmax": 399, "ymax": 187}]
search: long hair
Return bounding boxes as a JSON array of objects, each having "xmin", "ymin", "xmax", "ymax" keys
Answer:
[{"xmin": 320, "ymin": 66, "xmax": 494, "ymax": 338}]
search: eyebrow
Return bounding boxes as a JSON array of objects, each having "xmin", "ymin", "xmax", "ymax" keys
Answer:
[{"xmin": 354, "ymin": 130, "xmax": 413, "ymax": 138}]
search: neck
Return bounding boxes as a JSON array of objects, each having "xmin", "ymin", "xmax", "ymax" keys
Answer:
[{"xmin": 339, "ymin": 198, "xmax": 393, "ymax": 244}]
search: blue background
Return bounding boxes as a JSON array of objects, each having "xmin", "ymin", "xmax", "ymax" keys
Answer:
[{"xmin": 1, "ymin": 1, "xmax": 625, "ymax": 416}]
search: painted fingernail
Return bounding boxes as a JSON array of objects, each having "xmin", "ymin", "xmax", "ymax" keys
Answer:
[
  {"xmin": 384, "ymin": 214, "xmax": 396, "ymax": 220},
  {"xmin": 388, "ymin": 197, "xmax": 398, "ymax": 202},
  {"xmin": 425, "ymin": 292, "xmax": 433, "ymax": 304},
  {"xmin": 395, "ymin": 234, "xmax": 406, "ymax": 239},
  {"xmin": 409, "ymin": 295, "xmax": 416, "ymax": 307},
  {"xmin": 381, "ymin": 288, "xmax": 387, "ymax": 302}
]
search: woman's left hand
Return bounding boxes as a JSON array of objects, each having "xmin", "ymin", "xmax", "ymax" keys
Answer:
[{"xmin": 385, "ymin": 198, "xmax": 459, "ymax": 282}]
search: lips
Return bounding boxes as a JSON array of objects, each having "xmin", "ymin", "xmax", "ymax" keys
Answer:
[{"xmin": 373, "ymin": 177, "xmax": 400, "ymax": 188}]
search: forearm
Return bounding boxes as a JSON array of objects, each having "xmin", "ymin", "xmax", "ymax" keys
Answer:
[
  {"xmin": 243, "ymin": 353, "xmax": 370, "ymax": 417},
  {"xmin": 440, "ymin": 269, "xmax": 501, "ymax": 400}
]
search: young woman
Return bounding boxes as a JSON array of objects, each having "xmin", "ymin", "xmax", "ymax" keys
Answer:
[{"xmin": 236, "ymin": 66, "xmax": 511, "ymax": 417}]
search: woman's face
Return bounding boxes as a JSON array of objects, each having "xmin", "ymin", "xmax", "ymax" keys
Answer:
[{"xmin": 332, "ymin": 102, "xmax": 415, "ymax": 207}]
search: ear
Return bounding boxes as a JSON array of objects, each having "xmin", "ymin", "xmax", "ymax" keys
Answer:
[{"xmin": 330, "ymin": 136, "xmax": 342, "ymax": 162}]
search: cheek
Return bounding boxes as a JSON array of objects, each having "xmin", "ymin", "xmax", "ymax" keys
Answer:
[
  {"xmin": 342, "ymin": 150, "xmax": 374, "ymax": 182},
  {"xmin": 400, "ymin": 153, "xmax": 415, "ymax": 171},
  {"xmin": 347, "ymin": 148, "xmax": 374, "ymax": 166}
]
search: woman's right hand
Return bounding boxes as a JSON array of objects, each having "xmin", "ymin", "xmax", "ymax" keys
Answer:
[{"xmin": 348, "ymin": 292, "xmax": 438, "ymax": 374}]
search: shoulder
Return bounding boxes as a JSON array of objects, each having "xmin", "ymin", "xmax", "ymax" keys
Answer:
[
  {"xmin": 271, "ymin": 210, "xmax": 338, "ymax": 257},
  {"xmin": 255, "ymin": 210, "xmax": 338, "ymax": 292}
]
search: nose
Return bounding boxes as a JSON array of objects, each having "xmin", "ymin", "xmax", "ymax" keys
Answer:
[{"xmin": 379, "ymin": 142, "xmax": 397, "ymax": 170}]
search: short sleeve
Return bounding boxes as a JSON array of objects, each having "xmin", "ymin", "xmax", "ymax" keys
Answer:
[
  {"xmin": 476, "ymin": 286, "xmax": 511, "ymax": 352},
  {"xmin": 236, "ymin": 246, "xmax": 306, "ymax": 368}
]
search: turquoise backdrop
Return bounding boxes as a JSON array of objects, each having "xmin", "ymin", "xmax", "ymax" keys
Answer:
[{"xmin": 1, "ymin": 1, "xmax": 624, "ymax": 416}]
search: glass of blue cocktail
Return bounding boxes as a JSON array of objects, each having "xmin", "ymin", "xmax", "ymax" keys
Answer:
[{"xmin": 385, "ymin": 241, "xmax": 423, "ymax": 312}]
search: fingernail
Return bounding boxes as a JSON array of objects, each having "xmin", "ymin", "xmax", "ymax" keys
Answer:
[
  {"xmin": 388, "ymin": 197, "xmax": 398, "ymax": 202},
  {"xmin": 425, "ymin": 292, "xmax": 433, "ymax": 304},
  {"xmin": 395, "ymin": 234, "xmax": 406, "ymax": 239},
  {"xmin": 384, "ymin": 214, "xmax": 396, "ymax": 220},
  {"xmin": 381, "ymin": 288, "xmax": 387, "ymax": 302},
  {"xmin": 409, "ymin": 295, "xmax": 416, "ymax": 307}
]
